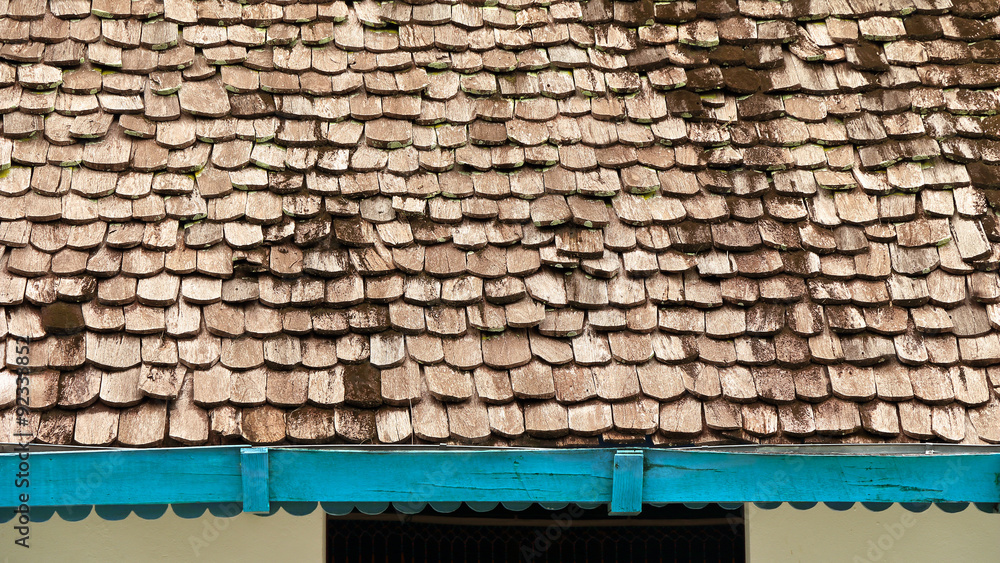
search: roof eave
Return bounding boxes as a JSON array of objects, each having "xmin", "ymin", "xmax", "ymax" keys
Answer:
[{"xmin": 2, "ymin": 443, "xmax": 999, "ymax": 517}]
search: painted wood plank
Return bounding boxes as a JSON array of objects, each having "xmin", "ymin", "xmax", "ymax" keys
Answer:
[
  {"xmin": 241, "ymin": 447, "xmax": 270, "ymax": 513},
  {"xmin": 268, "ymin": 448, "xmax": 617, "ymax": 504},
  {"xmin": 1, "ymin": 446, "xmax": 999, "ymax": 511},
  {"xmin": 642, "ymin": 449, "xmax": 1000, "ymax": 504},
  {"xmin": 0, "ymin": 446, "xmax": 243, "ymax": 508},
  {"xmin": 610, "ymin": 449, "xmax": 643, "ymax": 515}
]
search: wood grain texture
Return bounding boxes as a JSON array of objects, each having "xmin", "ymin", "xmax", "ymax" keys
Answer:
[
  {"xmin": 4, "ymin": 446, "xmax": 1000, "ymax": 514},
  {"xmin": 6, "ymin": 0, "xmax": 1000, "ymax": 449}
]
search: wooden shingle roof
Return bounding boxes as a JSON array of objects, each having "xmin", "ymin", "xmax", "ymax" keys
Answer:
[{"xmin": 1, "ymin": 0, "xmax": 1000, "ymax": 447}]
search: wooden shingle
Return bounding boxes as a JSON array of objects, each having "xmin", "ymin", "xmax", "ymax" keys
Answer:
[{"xmin": 5, "ymin": 0, "xmax": 1000, "ymax": 448}]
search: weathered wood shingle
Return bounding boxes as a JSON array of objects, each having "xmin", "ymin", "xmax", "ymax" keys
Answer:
[{"xmin": 5, "ymin": 0, "xmax": 1000, "ymax": 448}]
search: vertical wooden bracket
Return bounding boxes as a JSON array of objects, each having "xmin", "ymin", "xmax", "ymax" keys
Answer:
[
  {"xmin": 610, "ymin": 449, "xmax": 643, "ymax": 516},
  {"xmin": 241, "ymin": 447, "xmax": 270, "ymax": 513}
]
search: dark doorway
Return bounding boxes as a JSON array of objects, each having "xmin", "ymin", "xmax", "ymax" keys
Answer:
[{"xmin": 328, "ymin": 503, "xmax": 745, "ymax": 562}]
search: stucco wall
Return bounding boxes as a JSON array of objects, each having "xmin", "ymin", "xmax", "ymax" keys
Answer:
[
  {"xmin": 746, "ymin": 503, "xmax": 1000, "ymax": 563},
  {"xmin": 1, "ymin": 507, "xmax": 325, "ymax": 563}
]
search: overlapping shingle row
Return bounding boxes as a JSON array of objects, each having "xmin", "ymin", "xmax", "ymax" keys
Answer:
[{"xmin": 1, "ymin": 0, "xmax": 1000, "ymax": 447}]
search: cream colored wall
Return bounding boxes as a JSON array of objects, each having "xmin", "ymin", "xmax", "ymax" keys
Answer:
[
  {"xmin": 2, "ymin": 507, "xmax": 325, "ymax": 563},
  {"xmin": 746, "ymin": 503, "xmax": 1000, "ymax": 563}
]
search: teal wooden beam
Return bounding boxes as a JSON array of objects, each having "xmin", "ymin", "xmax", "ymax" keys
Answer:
[
  {"xmin": 610, "ymin": 449, "xmax": 643, "ymax": 515},
  {"xmin": 0, "ymin": 447, "xmax": 243, "ymax": 508},
  {"xmin": 240, "ymin": 448, "xmax": 269, "ymax": 513},
  {"xmin": 266, "ymin": 447, "xmax": 615, "ymax": 504},
  {"xmin": 641, "ymin": 449, "xmax": 1000, "ymax": 504},
  {"xmin": 1, "ymin": 446, "xmax": 999, "ymax": 511}
]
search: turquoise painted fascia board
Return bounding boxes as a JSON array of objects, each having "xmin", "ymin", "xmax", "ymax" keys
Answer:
[
  {"xmin": 0, "ymin": 446, "xmax": 243, "ymax": 508},
  {"xmin": 267, "ymin": 448, "xmax": 616, "ymax": 504},
  {"xmin": 642, "ymin": 449, "xmax": 1000, "ymax": 504},
  {"xmin": 2, "ymin": 446, "xmax": 1000, "ymax": 510}
]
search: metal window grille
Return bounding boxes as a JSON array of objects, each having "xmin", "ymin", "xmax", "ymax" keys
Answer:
[{"xmin": 328, "ymin": 504, "xmax": 745, "ymax": 563}]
